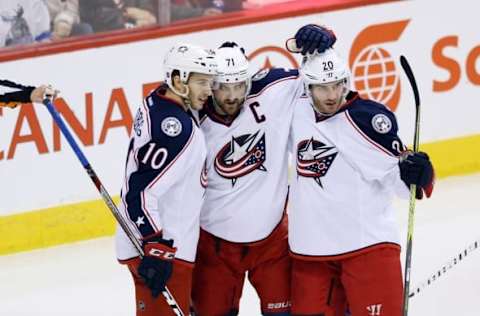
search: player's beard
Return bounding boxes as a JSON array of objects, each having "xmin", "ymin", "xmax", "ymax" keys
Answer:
[
  {"xmin": 217, "ymin": 98, "xmax": 245, "ymax": 116},
  {"xmin": 313, "ymin": 94, "xmax": 345, "ymax": 116}
]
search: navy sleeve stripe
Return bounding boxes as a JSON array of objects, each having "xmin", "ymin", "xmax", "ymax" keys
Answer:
[
  {"xmin": 249, "ymin": 68, "xmax": 299, "ymax": 96},
  {"xmin": 120, "ymin": 140, "xmax": 144, "ymax": 235},
  {"xmin": 344, "ymin": 111, "xmax": 397, "ymax": 157},
  {"xmin": 125, "ymin": 167, "xmax": 158, "ymax": 237},
  {"xmin": 247, "ymin": 76, "xmax": 298, "ymax": 99},
  {"xmin": 146, "ymin": 127, "xmax": 196, "ymax": 190}
]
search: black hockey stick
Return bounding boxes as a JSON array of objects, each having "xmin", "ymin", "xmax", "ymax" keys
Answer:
[
  {"xmin": 400, "ymin": 55, "xmax": 421, "ymax": 316},
  {"xmin": 410, "ymin": 239, "xmax": 479, "ymax": 298},
  {"xmin": 42, "ymin": 99, "xmax": 185, "ymax": 316}
]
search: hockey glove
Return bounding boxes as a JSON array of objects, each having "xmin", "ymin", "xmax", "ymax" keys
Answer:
[
  {"xmin": 399, "ymin": 151, "xmax": 435, "ymax": 199},
  {"xmin": 138, "ymin": 235, "xmax": 176, "ymax": 298},
  {"xmin": 293, "ymin": 24, "xmax": 336, "ymax": 55}
]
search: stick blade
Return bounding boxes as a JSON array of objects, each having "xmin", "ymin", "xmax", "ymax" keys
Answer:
[{"xmin": 400, "ymin": 55, "xmax": 420, "ymax": 107}]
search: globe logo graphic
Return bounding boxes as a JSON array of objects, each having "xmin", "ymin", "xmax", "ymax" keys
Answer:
[{"xmin": 351, "ymin": 47, "xmax": 400, "ymax": 111}]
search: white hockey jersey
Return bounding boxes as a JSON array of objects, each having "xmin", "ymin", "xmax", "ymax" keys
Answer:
[
  {"xmin": 289, "ymin": 92, "xmax": 409, "ymax": 259},
  {"xmin": 115, "ymin": 86, "xmax": 207, "ymax": 263},
  {"xmin": 200, "ymin": 68, "xmax": 303, "ymax": 242}
]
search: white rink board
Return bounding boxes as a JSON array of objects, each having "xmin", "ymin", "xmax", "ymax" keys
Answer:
[{"xmin": 1, "ymin": 0, "xmax": 479, "ymax": 215}]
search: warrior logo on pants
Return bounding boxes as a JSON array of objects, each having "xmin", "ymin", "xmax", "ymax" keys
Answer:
[
  {"xmin": 366, "ymin": 303, "xmax": 382, "ymax": 315},
  {"xmin": 296, "ymin": 137, "xmax": 337, "ymax": 187},
  {"xmin": 214, "ymin": 130, "xmax": 267, "ymax": 186}
]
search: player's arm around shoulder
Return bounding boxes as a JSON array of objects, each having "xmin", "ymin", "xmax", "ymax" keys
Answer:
[{"xmin": 249, "ymin": 67, "xmax": 299, "ymax": 97}]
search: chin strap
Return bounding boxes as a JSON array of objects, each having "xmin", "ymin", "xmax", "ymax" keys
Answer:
[
  {"xmin": 171, "ymin": 84, "xmax": 189, "ymax": 99},
  {"xmin": 167, "ymin": 81, "xmax": 191, "ymax": 110}
]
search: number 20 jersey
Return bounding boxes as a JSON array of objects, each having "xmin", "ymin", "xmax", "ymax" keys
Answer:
[
  {"xmin": 200, "ymin": 69, "xmax": 303, "ymax": 243},
  {"xmin": 289, "ymin": 92, "xmax": 409, "ymax": 259}
]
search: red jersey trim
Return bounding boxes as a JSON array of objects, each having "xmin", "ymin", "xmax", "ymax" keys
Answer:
[
  {"xmin": 200, "ymin": 195, "xmax": 289, "ymax": 246},
  {"xmin": 290, "ymin": 242, "xmax": 401, "ymax": 262},
  {"xmin": 118, "ymin": 256, "xmax": 194, "ymax": 268}
]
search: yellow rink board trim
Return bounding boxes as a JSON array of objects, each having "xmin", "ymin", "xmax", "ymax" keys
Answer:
[
  {"xmin": 1, "ymin": 134, "xmax": 480, "ymax": 255},
  {"xmin": 0, "ymin": 198, "xmax": 119, "ymax": 255},
  {"xmin": 420, "ymin": 134, "xmax": 480, "ymax": 178}
]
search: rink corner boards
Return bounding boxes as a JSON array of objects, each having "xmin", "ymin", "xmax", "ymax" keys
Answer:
[{"xmin": 1, "ymin": 133, "xmax": 480, "ymax": 255}]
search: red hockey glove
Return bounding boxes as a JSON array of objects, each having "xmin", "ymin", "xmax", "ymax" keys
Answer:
[{"xmin": 138, "ymin": 235, "xmax": 176, "ymax": 298}]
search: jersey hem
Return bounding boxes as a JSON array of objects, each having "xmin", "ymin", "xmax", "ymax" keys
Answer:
[
  {"xmin": 289, "ymin": 242, "xmax": 401, "ymax": 261},
  {"xmin": 201, "ymin": 208, "xmax": 288, "ymax": 246},
  {"xmin": 117, "ymin": 256, "xmax": 195, "ymax": 268}
]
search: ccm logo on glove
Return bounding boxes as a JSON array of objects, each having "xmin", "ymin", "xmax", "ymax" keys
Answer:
[{"xmin": 147, "ymin": 246, "xmax": 175, "ymax": 259}]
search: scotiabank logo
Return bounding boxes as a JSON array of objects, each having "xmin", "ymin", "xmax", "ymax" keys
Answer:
[{"xmin": 349, "ymin": 20, "xmax": 410, "ymax": 111}]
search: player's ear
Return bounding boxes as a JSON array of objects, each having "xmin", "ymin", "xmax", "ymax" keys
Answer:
[
  {"xmin": 342, "ymin": 79, "xmax": 349, "ymax": 96},
  {"xmin": 172, "ymin": 71, "xmax": 186, "ymax": 94}
]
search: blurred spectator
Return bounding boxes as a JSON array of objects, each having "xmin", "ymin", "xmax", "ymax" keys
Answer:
[
  {"xmin": 46, "ymin": 0, "xmax": 93, "ymax": 40},
  {"xmin": 79, "ymin": 0, "xmax": 157, "ymax": 33},
  {"xmin": 0, "ymin": 0, "xmax": 51, "ymax": 48},
  {"xmin": 170, "ymin": 0, "xmax": 228, "ymax": 21},
  {"xmin": 193, "ymin": 0, "xmax": 244, "ymax": 12}
]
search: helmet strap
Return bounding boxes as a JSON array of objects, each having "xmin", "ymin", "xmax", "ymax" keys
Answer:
[{"xmin": 170, "ymin": 81, "xmax": 189, "ymax": 99}]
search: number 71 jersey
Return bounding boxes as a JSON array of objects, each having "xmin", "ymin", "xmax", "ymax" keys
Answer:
[{"xmin": 200, "ymin": 68, "xmax": 303, "ymax": 243}]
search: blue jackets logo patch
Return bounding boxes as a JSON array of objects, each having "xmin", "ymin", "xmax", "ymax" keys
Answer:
[
  {"xmin": 297, "ymin": 137, "xmax": 338, "ymax": 187},
  {"xmin": 214, "ymin": 130, "xmax": 267, "ymax": 186}
]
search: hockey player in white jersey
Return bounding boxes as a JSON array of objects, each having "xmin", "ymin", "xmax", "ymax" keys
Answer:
[
  {"xmin": 115, "ymin": 43, "xmax": 216, "ymax": 316},
  {"xmin": 191, "ymin": 25, "xmax": 336, "ymax": 316},
  {"xmin": 288, "ymin": 49, "xmax": 435, "ymax": 316}
]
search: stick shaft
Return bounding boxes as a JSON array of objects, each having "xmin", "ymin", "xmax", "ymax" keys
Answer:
[
  {"xmin": 43, "ymin": 99, "xmax": 185, "ymax": 316},
  {"xmin": 399, "ymin": 55, "xmax": 421, "ymax": 316}
]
